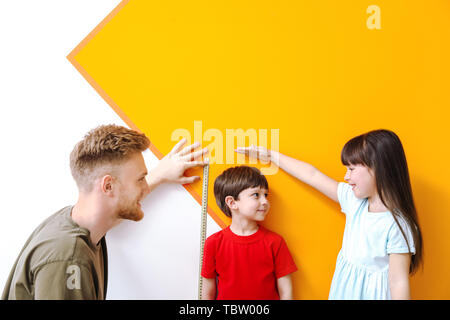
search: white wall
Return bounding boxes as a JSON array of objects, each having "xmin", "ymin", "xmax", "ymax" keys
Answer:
[{"xmin": 0, "ymin": 0, "xmax": 220, "ymax": 299}]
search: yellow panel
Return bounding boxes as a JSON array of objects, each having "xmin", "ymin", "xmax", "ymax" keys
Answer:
[{"xmin": 69, "ymin": 0, "xmax": 450, "ymax": 299}]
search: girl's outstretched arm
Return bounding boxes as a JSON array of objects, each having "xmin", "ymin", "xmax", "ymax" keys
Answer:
[{"xmin": 235, "ymin": 146, "xmax": 338, "ymax": 202}]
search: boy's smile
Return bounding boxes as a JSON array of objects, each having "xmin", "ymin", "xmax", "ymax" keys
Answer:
[{"xmin": 233, "ymin": 186, "xmax": 270, "ymax": 221}]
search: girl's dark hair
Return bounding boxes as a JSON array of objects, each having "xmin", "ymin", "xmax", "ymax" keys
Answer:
[
  {"xmin": 214, "ymin": 166, "xmax": 268, "ymax": 217},
  {"xmin": 341, "ymin": 129, "xmax": 423, "ymax": 274}
]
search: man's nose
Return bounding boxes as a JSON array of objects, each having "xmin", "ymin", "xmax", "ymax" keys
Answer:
[{"xmin": 144, "ymin": 182, "xmax": 151, "ymax": 196}]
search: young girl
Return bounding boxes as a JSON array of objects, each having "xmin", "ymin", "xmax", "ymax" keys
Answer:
[{"xmin": 235, "ymin": 129, "xmax": 423, "ymax": 300}]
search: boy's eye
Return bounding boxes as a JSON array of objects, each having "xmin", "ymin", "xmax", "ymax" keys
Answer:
[{"xmin": 253, "ymin": 193, "xmax": 259, "ymax": 197}]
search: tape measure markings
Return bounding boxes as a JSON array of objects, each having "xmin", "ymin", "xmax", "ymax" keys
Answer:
[{"xmin": 198, "ymin": 162, "xmax": 209, "ymax": 300}]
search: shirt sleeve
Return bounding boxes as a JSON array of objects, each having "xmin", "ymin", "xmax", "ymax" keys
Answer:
[
  {"xmin": 33, "ymin": 261, "xmax": 97, "ymax": 300},
  {"xmin": 386, "ymin": 217, "xmax": 416, "ymax": 255},
  {"xmin": 337, "ymin": 182, "xmax": 364, "ymax": 217},
  {"xmin": 274, "ymin": 237, "xmax": 297, "ymax": 279},
  {"xmin": 201, "ymin": 237, "xmax": 217, "ymax": 279}
]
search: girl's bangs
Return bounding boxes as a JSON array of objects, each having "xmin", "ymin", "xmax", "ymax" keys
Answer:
[{"xmin": 341, "ymin": 135, "xmax": 369, "ymax": 166}]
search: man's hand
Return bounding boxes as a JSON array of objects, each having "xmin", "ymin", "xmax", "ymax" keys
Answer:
[{"xmin": 146, "ymin": 138, "xmax": 208, "ymax": 192}]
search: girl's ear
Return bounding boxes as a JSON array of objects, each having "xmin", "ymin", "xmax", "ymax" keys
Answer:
[
  {"xmin": 225, "ymin": 195, "xmax": 238, "ymax": 211},
  {"xmin": 367, "ymin": 165, "xmax": 376, "ymax": 178}
]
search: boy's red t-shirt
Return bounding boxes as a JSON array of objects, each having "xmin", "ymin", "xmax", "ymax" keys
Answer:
[{"xmin": 201, "ymin": 225, "xmax": 297, "ymax": 300}]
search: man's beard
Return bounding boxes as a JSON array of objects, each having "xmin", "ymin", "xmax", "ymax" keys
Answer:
[{"xmin": 117, "ymin": 195, "xmax": 144, "ymax": 222}]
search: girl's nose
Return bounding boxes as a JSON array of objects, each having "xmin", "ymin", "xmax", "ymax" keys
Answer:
[{"xmin": 344, "ymin": 169, "xmax": 350, "ymax": 182}]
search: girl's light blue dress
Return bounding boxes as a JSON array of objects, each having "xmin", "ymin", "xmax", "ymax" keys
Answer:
[{"xmin": 328, "ymin": 183, "xmax": 415, "ymax": 300}]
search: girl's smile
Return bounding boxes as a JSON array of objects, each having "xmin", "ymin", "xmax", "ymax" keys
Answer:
[{"xmin": 344, "ymin": 164, "xmax": 377, "ymax": 199}]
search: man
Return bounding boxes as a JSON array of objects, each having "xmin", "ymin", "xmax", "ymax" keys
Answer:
[{"xmin": 2, "ymin": 124, "xmax": 208, "ymax": 299}]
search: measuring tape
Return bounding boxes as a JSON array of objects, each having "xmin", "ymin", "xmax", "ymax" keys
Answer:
[{"xmin": 198, "ymin": 162, "xmax": 209, "ymax": 300}]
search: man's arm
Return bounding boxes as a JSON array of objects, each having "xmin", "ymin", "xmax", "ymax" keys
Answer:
[
  {"xmin": 146, "ymin": 138, "xmax": 208, "ymax": 193},
  {"xmin": 34, "ymin": 262, "xmax": 97, "ymax": 300}
]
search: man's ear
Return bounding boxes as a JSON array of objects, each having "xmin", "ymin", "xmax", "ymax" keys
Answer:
[
  {"xmin": 101, "ymin": 175, "xmax": 115, "ymax": 196},
  {"xmin": 224, "ymin": 195, "xmax": 238, "ymax": 211}
]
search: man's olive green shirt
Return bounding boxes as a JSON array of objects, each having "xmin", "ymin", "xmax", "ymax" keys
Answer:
[{"xmin": 2, "ymin": 206, "xmax": 108, "ymax": 300}]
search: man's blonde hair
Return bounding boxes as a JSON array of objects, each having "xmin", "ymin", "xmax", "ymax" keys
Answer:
[{"xmin": 70, "ymin": 124, "xmax": 150, "ymax": 192}]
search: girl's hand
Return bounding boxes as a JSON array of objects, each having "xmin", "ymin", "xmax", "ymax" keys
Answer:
[
  {"xmin": 238, "ymin": 145, "xmax": 339, "ymax": 202},
  {"xmin": 235, "ymin": 145, "xmax": 276, "ymax": 164}
]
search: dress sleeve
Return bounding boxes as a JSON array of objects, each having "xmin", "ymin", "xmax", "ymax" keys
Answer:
[
  {"xmin": 33, "ymin": 261, "xmax": 97, "ymax": 299},
  {"xmin": 274, "ymin": 237, "xmax": 298, "ymax": 279},
  {"xmin": 337, "ymin": 182, "xmax": 364, "ymax": 217},
  {"xmin": 201, "ymin": 236, "xmax": 217, "ymax": 279},
  {"xmin": 386, "ymin": 217, "xmax": 416, "ymax": 255}
]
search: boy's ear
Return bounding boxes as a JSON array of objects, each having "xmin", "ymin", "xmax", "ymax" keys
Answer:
[{"xmin": 224, "ymin": 195, "xmax": 237, "ymax": 211}]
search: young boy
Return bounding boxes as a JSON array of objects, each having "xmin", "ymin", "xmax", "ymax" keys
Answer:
[{"xmin": 201, "ymin": 166, "xmax": 297, "ymax": 300}]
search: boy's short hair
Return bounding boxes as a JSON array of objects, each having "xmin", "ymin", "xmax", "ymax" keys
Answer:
[
  {"xmin": 214, "ymin": 166, "xmax": 269, "ymax": 217},
  {"xmin": 70, "ymin": 124, "xmax": 150, "ymax": 192}
]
